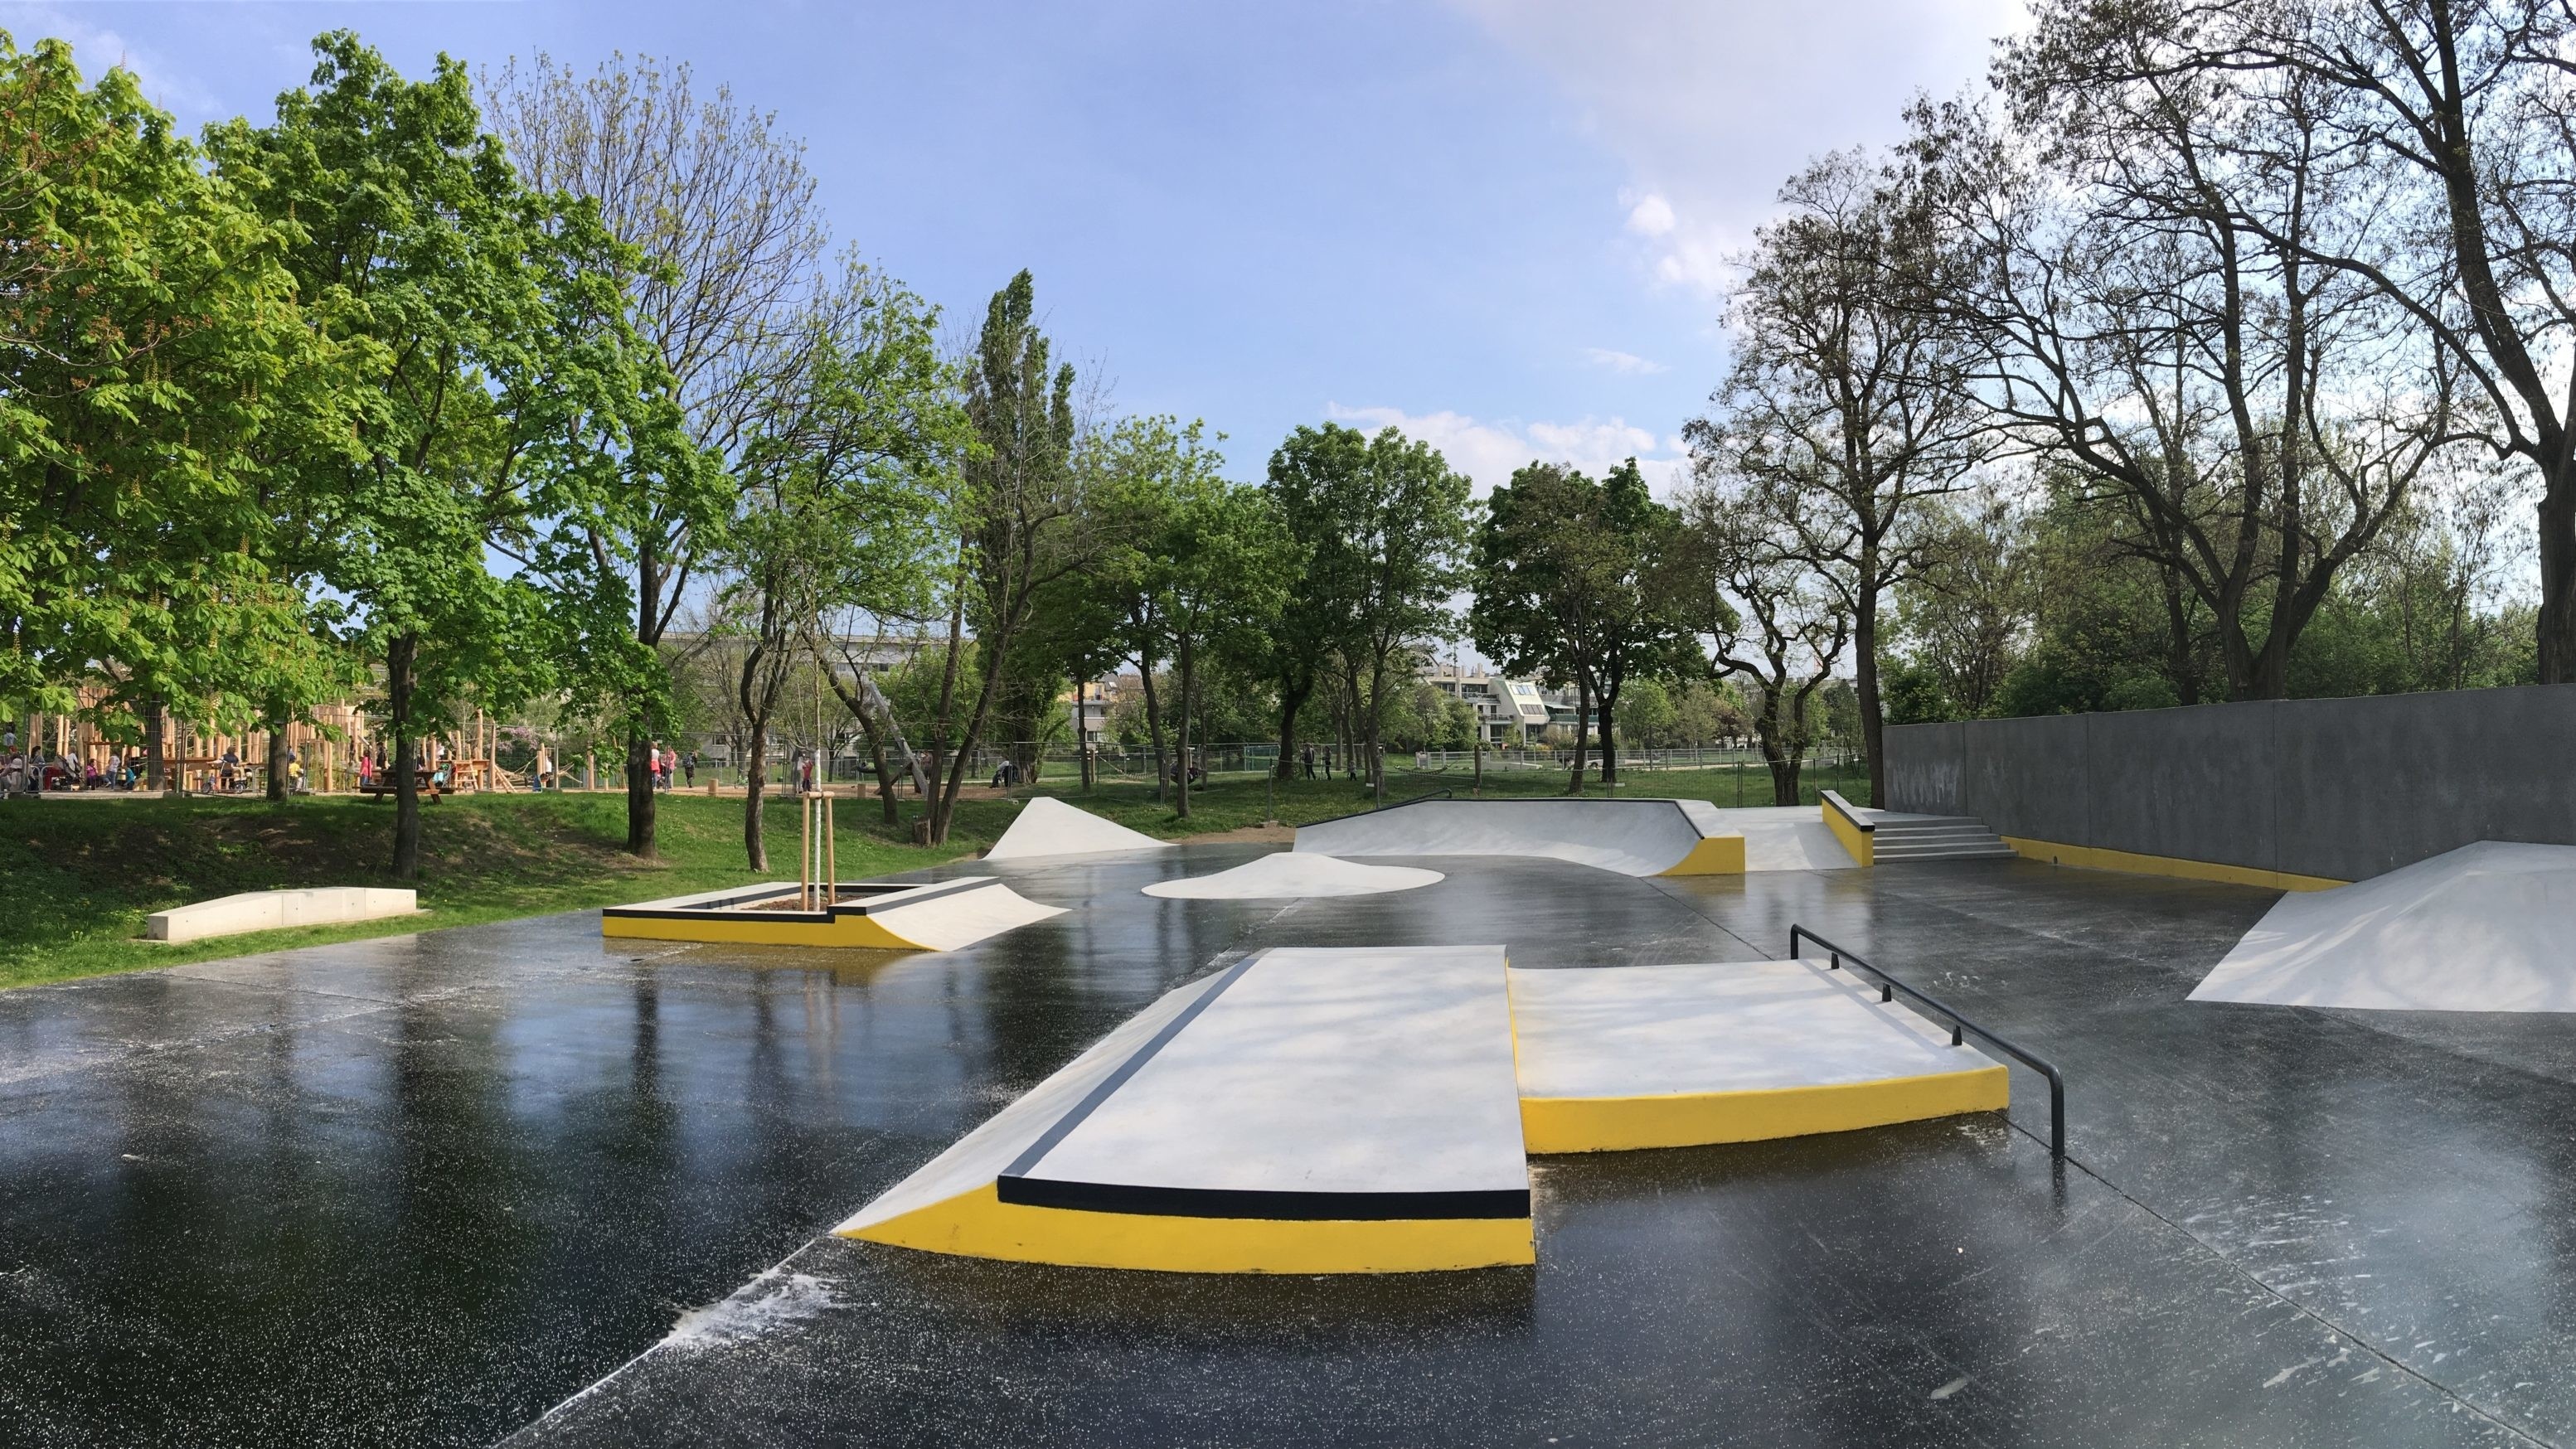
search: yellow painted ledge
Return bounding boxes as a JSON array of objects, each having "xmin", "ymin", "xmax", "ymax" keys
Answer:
[
  {"xmin": 1659, "ymin": 834, "xmax": 1747, "ymax": 876},
  {"xmin": 1520, "ymin": 1066, "xmax": 2009, "ymax": 1155},
  {"xmin": 838, "ymin": 1184, "xmax": 1535, "ymax": 1273},
  {"xmin": 1822, "ymin": 801, "xmax": 1874, "ymax": 866},
  {"xmin": 1999, "ymin": 837, "xmax": 2346, "ymax": 893},
  {"xmin": 602, "ymin": 911, "xmax": 924, "ymax": 949}
]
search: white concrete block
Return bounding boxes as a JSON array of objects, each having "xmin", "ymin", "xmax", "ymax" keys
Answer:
[{"xmin": 148, "ymin": 887, "xmax": 421, "ymax": 943}]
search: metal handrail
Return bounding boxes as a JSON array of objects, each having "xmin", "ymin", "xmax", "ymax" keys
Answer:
[{"xmin": 1788, "ymin": 924, "xmax": 2066, "ymax": 1160}]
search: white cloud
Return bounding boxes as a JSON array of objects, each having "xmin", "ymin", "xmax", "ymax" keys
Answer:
[
  {"xmin": 1452, "ymin": 0, "xmax": 2027, "ymax": 300},
  {"xmin": 1623, "ymin": 191, "xmax": 1676, "ymax": 238},
  {"xmin": 1322, "ymin": 402, "xmax": 1687, "ymax": 498},
  {"xmin": 1580, "ymin": 346, "xmax": 1667, "ymax": 376},
  {"xmin": 2, "ymin": 5, "xmax": 221, "ymax": 116}
]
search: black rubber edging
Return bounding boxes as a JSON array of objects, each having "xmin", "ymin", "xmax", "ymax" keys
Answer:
[{"xmin": 993, "ymin": 1177, "xmax": 1531, "ymax": 1222}]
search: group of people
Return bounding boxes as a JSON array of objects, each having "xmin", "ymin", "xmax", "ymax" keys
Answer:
[
  {"xmin": 1298, "ymin": 744, "xmax": 1351, "ymax": 779},
  {"xmin": 646, "ymin": 745, "xmax": 698, "ymax": 792},
  {"xmin": 0, "ymin": 746, "xmax": 236, "ymax": 796}
]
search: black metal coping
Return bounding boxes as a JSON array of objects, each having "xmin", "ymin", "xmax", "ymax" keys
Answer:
[
  {"xmin": 600, "ymin": 875, "xmax": 1000, "ymax": 922},
  {"xmin": 993, "ymin": 1176, "xmax": 1532, "ymax": 1222}
]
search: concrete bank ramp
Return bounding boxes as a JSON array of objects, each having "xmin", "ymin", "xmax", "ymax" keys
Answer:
[
  {"xmin": 1509, "ymin": 962, "xmax": 2007, "ymax": 1152},
  {"xmin": 1729, "ymin": 806, "xmax": 1864, "ymax": 871},
  {"xmin": 2190, "ymin": 841, "xmax": 2576, "ymax": 1011},
  {"xmin": 983, "ymin": 797, "xmax": 1174, "ymax": 862},
  {"xmin": 1141, "ymin": 852, "xmax": 1442, "ymax": 899},
  {"xmin": 838, "ymin": 945, "xmax": 1532, "ymax": 1273},
  {"xmin": 1294, "ymin": 797, "xmax": 1746, "ymax": 876}
]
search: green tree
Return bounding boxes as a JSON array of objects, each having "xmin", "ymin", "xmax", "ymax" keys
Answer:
[
  {"xmin": 1159, "ymin": 476, "xmax": 1292, "ymax": 817},
  {"xmin": 483, "ymin": 51, "xmax": 824, "ymax": 856},
  {"xmin": 922, "ymin": 271, "xmax": 1102, "ymax": 844},
  {"xmin": 213, "ymin": 33, "xmax": 660, "ymax": 876},
  {"xmin": 1472, "ymin": 458, "xmax": 1696, "ymax": 792},
  {"xmin": 724, "ymin": 258, "xmax": 960, "ymax": 867},
  {"xmin": 1264, "ymin": 424, "xmax": 1472, "ymax": 797},
  {"xmin": 0, "ymin": 36, "xmax": 357, "ymax": 783}
]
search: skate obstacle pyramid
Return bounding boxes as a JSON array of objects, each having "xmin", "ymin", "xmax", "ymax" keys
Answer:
[
  {"xmin": 838, "ymin": 944, "xmax": 2008, "ymax": 1273},
  {"xmin": 983, "ymin": 797, "xmax": 1176, "ymax": 862}
]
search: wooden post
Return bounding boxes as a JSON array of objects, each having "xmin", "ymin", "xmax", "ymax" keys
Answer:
[
  {"xmin": 799, "ymin": 792, "xmax": 813, "ymax": 909},
  {"xmin": 823, "ymin": 793, "xmax": 837, "ymax": 905}
]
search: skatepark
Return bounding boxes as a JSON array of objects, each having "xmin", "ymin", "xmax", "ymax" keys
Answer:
[{"xmin": 10, "ymin": 687, "xmax": 2576, "ymax": 1447}]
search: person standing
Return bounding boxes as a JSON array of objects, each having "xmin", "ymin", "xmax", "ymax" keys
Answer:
[
  {"xmin": 1301, "ymin": 745, "xmax": 1316, "ymax": 779},
  {"xmin": 682, "ymin": 750, "xmax": 696, "ymax": 788}
]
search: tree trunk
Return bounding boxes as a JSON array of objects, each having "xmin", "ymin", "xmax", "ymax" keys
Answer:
[
  {"xmin": 930, "ymin": 642, "xmax": 1011, "ymax": 845},
  {"xmin": 1759, "ymin": 702, "xmax": 1802, "ymax": 807},
  {"xmin": 1363, "ymin": 657, "xmax": 1388, "ymax": 800},
  {"xmin": 1176, "ymin": 636, "xmax": 1195, "ymax": 819},
  {"xmin": 741, "ymin": 715, "xmax": 769, "ymax": 871},
  {"xmin": 1595, "ymin": 686, "xmax": 1618, "ymax": 787},
  {"xmin": 1273, "ymin": 671, "xmax": 1312, "ymax": 781},
  {"xmin": 1078, "ymin": 676, "xmax": 1096, "ymax": 792},
  {"xmin": 2541, "ymin": 485, "xmax": 2576, "ymax": 684},
  {"xmin": 388, "ymin": 633, "xmax": 421, "ymax": 880},
  {"xmin": 1138, "ymin": 654, "xmax": 1168, "ymax": 805},
  {"xmin": 143, "ymin": 700, "xmax": 166, "ymax": 793},
  {"xmin": 1565, "ymin": 673, "xmax": 1592, "ymax": 795},
  {"xmin": 1854, "ymin": 586, "xmax": 1885, "ymax": 806},
  {"xmin": 623, "ymin": 728, "xmax": 657, "ymax": 858},
  {"xmin": 265, "ymin": 722, "xmax": 288, "ymax": 802}
]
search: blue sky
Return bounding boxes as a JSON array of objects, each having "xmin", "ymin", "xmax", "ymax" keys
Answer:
[{"xmin": 6, "ymin": 0, "xmax": 2021, "ymax": 495}]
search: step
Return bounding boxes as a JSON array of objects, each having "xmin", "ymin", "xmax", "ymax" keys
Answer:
[
  {"xmin": 1873, "ymin": 844, "xmax": 2019, "ymax": 861},
  {"xmin": 1876, "ymin": 827, "xmax": 2006, "ymax": 846}
]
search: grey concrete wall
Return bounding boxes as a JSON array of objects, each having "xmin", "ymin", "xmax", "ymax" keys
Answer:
[{"xmin": 1884, "ymin": 684, "xmax": 2576, "ymax": 880}]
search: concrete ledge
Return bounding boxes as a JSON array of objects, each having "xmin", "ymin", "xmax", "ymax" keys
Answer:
[
  {"xmin": 1822, "ymin": 791, "xmax": 1874, "ymax": 867},
  {"xmin": 148, "ymin": 887, "xmax": 421, "ymax": 943},
  {"xmin": 1520, "ymin": 1068, "xmax": 2009, "ymax": 1154},
  {"xmin": 2001, "ymin": 836, "xmax": 2346, "ymax": 892}
]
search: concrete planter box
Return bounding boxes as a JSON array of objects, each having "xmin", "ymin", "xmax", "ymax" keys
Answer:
[{"xmin": 148, "ymin": 888, "xmax": 422, "ymax": 943}]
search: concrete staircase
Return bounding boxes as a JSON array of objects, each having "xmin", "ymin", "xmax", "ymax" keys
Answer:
[{"xmin": 1869, "ymin": 815, "xmax": 2018, "ymax": 863}]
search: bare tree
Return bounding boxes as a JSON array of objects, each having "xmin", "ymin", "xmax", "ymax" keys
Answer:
[
  {"xmin": 482, "ymin": 53, "xmax": 826, "ymax": 856},
  {"xmin": 1919, "ymin": 16, "xmax": 2468, "ymax": 700},
  {"xmin": 1687, "ymin": 150, "xmax": 1987, "ymax": 802},
  {"xmin": 1678, "ymin": 477, "xmax": 1852, "ymax": 806},
  {"xmin": 2009, "ymin": 0, "xmax": 2576, "ymax": 678}
]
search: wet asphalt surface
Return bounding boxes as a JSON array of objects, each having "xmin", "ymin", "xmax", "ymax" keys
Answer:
[{"xmin": 4, "ymin": 844, "xmax": 2574, "ymax": 1447}]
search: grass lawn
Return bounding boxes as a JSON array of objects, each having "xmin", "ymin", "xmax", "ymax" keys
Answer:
[{"xmin": 0, "ymin": 757, "xmax": 1867, "ymax": 991}]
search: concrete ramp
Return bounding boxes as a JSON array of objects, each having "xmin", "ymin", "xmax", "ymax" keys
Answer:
[
  {"xmin": 1729, "ymin": 807, "xmax": 1863, "ymax": 871},
  {"xmin": 1295, "ymin": 797, "xmax": 1744, "ymax": 876},
  {"xmin": 1508, "ymin": 962, "xmax": 2007, "ymax": 1152},
  {"xmin": 838, "ymin": 945, "xmax": 1533, "ymax": 1272},
  {"xmin": 2190, "ymin": 841, "xmax": 2576, "ymax": 1011},
  {"xmin": 984, "ymin": 797, "xmax": 1174, "ymax": 862}
]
